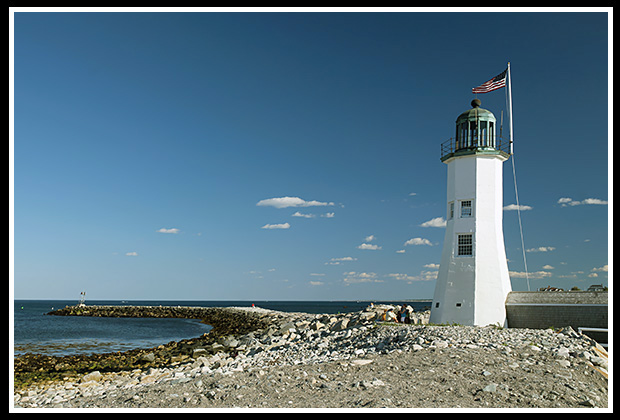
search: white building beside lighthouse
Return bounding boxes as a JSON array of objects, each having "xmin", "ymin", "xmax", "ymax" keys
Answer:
[{"xmin": 430, "ymin": 99, "xmax": 512, "ymax": 327}]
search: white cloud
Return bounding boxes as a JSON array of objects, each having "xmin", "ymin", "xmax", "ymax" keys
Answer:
[
  {"xmin": 558, "ymin": 197, "xmax": 608, "ymax": 207},
  {"xmin": 509, "ymin": 270, "xmax": 553, "ymax": 279},
  {"xmin": 261, "ymin": 222, "xmax": 291, "ymax": 229},
  {"xmin": 396, "ymin": 249, "xmax": 406, "ymax": 253},
  {"xmin": 582, "ymin": 198, "xmax": 608, "ymax": 205},
  {"xmin": 365, "ymin": 235, "xmax": 376, "ymax": 242},
  {"xmin": 357, "ymin": 243, "xmax": 382, "ymax": 250},
  {"xmin": 321, "ymin": 212, "xmax": 335, "ymax": 218},
  {"xmin": 308, "ymin": 281, "xmax": 324, "ymax": 286},
  {"xmin": 420, "ymin": 217, "xmax": 446, "ymax": 228},
  {"xmin": 125, "ymin": 251, "xmax": 138, "ymax": 256},
  {"xmin": 404, "ymin": 237, "xmax": 433, "ymax": 246},
  {"xmin": 343, "ymin": 271, "xmax": 382, "ymax": 284},
  {"xmin": 387, "ymin": 270, "xmax": 437, "ymax": 283},
  {"xmin": 409, "ymin": 192, "xmax": 417, "ymax": 196},
  {"xmin": 526, "ymin": 246, "xmax": 556, "ymax": 253},
  {"xmin": 542, "ymin": 265, "xmax": 555, "ymax": 270},
  {"xmin": 424, "ymin": 263, "xmax": 440, "ymax": 269},
  {"xmin": 503, "ymin": 204, "xmax": 533, "ymax": 211},
  {"xmin": 326, "ymin": 257, "xmax": 357, "ymax": 265},
  {"xmin": 592, "ymin": 264, "xmax": 608, "ymax": 272},
  {"xmin": 157, "ymin": 228, "xmax": 180, "ymax": 234},
  {"xmin": 257, "ymin": 196, "xmax": 334, "ymax": 209},
  {"xmin": 291, "ymin": 211, "xmax": 315, "ymax": 218}
]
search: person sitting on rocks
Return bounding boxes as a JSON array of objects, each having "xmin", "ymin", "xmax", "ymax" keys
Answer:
[{"xmin": 386, "ymin": 309, "xmax": 398, "ymax": 323}]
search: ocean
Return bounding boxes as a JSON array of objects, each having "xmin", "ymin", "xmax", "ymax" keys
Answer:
[{"xmin": 13, "ymin": 299, "xmax": 431, "ymax": 357}]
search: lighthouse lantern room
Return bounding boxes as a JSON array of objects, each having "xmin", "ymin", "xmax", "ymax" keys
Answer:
[{"xmin": 430, "ymin": 99, "xmax": 512, "ymax": 327}]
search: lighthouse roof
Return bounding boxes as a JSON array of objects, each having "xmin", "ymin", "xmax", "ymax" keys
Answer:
[{"xmin": 456, "ymin": 99, "xmax": 496, "ymax": 123}]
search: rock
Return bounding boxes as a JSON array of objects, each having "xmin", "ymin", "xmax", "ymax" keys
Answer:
[
  {"xmin": 192, "ymin": 348, "xmax": 209, "ymax": 357},
  {"xmin": 81, "ymin": 371, "xmax": 102, "ymax": 383},
  {"xmin": 370, "ymin": 379, "xmax": 385, "ymax": 387},
  {"xmin": 350, "ymin": 359, "xmax": 373, "ymax": 366},
  {"xmin": 557, "ymin": 359, "xmax": 571, "ymax": 368},
  {"xmin": 330, "ymin": 318, "xmax": 350, "ymax": 331},
  {"xmin": 140, "ymin": 352, "xmax": 156, "ymax": 363},
  {"xmin": 431, "ymin": 340, "xmax": 449, "ymax": 349},
  {"xmin": 310, "ymin": 321, "xmax": 325, "ymax": 331},
  {"xmin": 210, "ymin": 343, "xmax": 225, "ymax": 352},
  {"xmin": 221, "ymin": 337, "xmax": 240, "ymax": 349},
  {"xmin": 359, "ymin": 312, "xmax": 376, "ymax": 321},
  {"xmin": 482, "ymin": 384, "xmax": 497, "ymax": 393},
  {"xmin": 590, "ymin": 356, "xmax": 608, "ymax": 370},
  {"xmin": 579, "ymin": 398, "xmax": 597, "ymax": 407}
]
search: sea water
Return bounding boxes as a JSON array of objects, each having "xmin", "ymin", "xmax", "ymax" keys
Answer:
[{"xmin": 13, "ymin": 299, "xmax": 431, "ymax": 356}]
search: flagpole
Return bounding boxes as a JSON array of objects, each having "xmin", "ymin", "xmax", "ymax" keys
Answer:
[
  {"xmin": 507, "ymin": 61, "xmax": 514, "ymax": 154},
  {"xmin": 506, "ymin": 61, "xmax": 531, "ymax": 291}
]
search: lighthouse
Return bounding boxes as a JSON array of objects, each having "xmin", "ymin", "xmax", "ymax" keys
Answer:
[{"xmin": 430, "ymin": 99, "xmax": 512, "ymax": 327}]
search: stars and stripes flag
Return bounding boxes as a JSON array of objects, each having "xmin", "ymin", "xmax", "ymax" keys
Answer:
[{"xmin": 472, "ymin": 68, "xmax": 507, "ymax": 94}]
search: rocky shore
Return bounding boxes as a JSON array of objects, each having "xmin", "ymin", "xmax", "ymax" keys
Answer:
[{"xmin": 13, "ymin": 304, "xmax": 609, "ymax": 409}]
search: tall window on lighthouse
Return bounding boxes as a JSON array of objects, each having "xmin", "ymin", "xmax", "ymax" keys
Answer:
[{"xmin": 457, "ymin": 233, "xmax": 473, "ymax": 256}]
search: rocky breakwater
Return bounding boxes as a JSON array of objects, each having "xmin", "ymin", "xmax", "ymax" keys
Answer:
[
  {"xmin": 14, "ymin": 304, "xmax": 424, "ymax": 394},
  {"xmin": 14, "ymin": 304, "xmax": 609, "ymax": 409},
  {"xmin": 46, "ymin": 304, "xmax": 280, "ymax": 337},
  {"xmin": 14, "ymin": 305, "xmax": 279, "ymax": 389}
]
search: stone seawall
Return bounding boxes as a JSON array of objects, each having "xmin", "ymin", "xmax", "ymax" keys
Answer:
[{"xmin": 505, "ymin": 291, "xmax": 608, "ymax": 344}]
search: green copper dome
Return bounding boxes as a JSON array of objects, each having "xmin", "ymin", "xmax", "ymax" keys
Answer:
[
  {"xmin": 455, "ymin": 99, "xmax": 496, "ymax": 124},
  {"xmin": 440, "ymin": 99, "xmax": 510, "ymax": 162}
]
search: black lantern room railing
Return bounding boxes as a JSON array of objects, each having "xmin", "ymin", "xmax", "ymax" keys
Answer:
[{"xmin": 440, "ymin": 136, "xmax": 512, "ymax": 162}]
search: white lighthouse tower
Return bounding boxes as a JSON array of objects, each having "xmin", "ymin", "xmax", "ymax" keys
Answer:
[{"xmin": 430, "ymin": 98, "xmax": 512, "ymax": 327}]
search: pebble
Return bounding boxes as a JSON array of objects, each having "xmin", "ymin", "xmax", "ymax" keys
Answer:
[{"xmin": 14, "ymin": 304, "xmax": 606, "ymax": 408}]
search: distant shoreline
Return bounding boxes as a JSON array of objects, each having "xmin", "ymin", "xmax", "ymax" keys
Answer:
[{"xmin": 14, "ymin": 298, "xmax": 433, "ymax": 302}]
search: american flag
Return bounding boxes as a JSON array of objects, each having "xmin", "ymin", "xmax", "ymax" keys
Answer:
[{"xmin": 472, "ymin": 68, "xmax": 507, "ymax": 94}]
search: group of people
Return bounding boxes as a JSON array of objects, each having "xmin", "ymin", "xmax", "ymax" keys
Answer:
[{"xmin": 377, "ymin": 304, "xmax": 415, "ymax": 324}]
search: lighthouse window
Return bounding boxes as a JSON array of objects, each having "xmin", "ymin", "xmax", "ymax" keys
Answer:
[
  {"xmin": 480, "ymin": 121, "xmax": 488, "ymax": 146},
  {"xmin": 448, "ymin": 202, "xmax": 454, "ymax": 220},
  {"xmin": 457, "ymin": 233, "xmax": 473, "ymax": 256},
  {"xmin": 460, "ymin": 200, "xmax": 472, "ymax": 218},
  {"xmin": 469, "ymin": 121, "xmax": 478, "ymax": 147}
]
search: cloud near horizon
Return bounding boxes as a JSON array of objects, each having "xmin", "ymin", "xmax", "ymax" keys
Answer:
[
  {"xmin": 509, "ymin": 270, "xmax": 553, "ymax": 279},
  {"xmin": 557, "ymin": 197, "xmax": 608, "ymax": 207},
  {"xmin": 526, "ymin": 246, "xmax": 556, "ymax": 253}
]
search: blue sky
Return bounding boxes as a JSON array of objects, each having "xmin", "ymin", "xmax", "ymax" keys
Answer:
[{"xmin": 11, "ymin": 9, "xmax": 610, "ymax": 301}]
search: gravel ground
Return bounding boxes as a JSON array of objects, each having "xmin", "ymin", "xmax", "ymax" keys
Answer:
[{"xmin": 54, "ymin": 344, "xmax": 608, "ymax": 410}]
